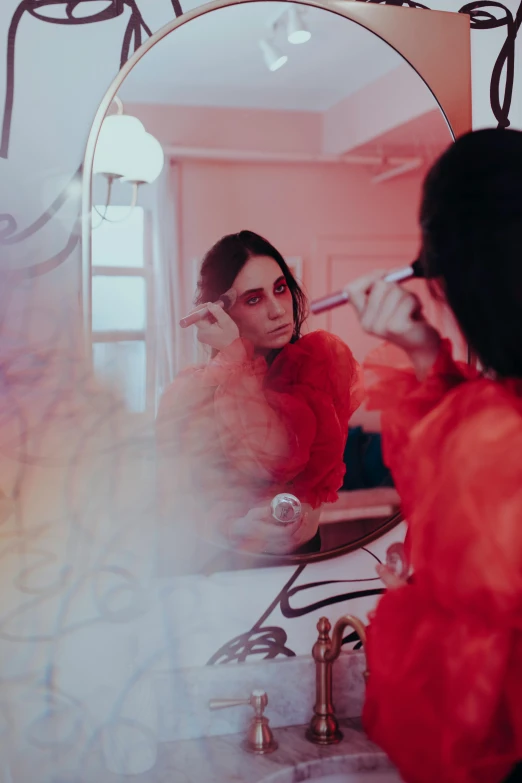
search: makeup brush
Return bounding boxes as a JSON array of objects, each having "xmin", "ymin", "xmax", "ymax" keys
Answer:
[
  {"xmin": 310, "ymin": 258, "xmax": 425, "ymax": 315},
  {"xmin": 179, "ymin": 288, "xmax": 237, "ymax": 329}
]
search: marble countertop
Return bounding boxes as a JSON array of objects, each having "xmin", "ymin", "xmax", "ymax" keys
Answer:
[{"xmin": 92, "ymin": 718, "xmax": 394, "ymax": 783}]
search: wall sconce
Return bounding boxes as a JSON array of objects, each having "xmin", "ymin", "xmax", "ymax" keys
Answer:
[{"xmin": 92, "ymin": 97, "xmax": 164, "ymax": 224}]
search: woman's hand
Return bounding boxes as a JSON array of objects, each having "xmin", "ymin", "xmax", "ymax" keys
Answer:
[
  {"xmin": 195, "ymin": 302, "xmax": 240, "ymax": 352},
  {"xmin": 376, "ymin": 563, "xmax": 408, "ymax": 590},
  {"xmin": 345, "ymin": 271, "xmax": 442, "ymax": 380},
  {"xmin": 366, "ymin": 563, "xmax": 407, "ymax": 623},
  {"xmin": 227, "ymin": 503, "xmax": 317, "ymax": 555}
]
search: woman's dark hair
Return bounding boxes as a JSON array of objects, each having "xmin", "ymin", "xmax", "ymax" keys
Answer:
[
  {"xmin": 195, "ymin": 230, "xmax": 308, "ymax": 342},
  {"xmin": 420, "ymin": 128, "xmax": 522, "ymax": 378}
]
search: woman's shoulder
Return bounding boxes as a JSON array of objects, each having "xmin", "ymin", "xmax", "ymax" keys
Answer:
[
  {"xmin": 288, "ymin": 330, "xmax": 354, "ymax": 361},
  {"xmin": 421, "ymin": 376, "xmax": 522, "ymax": 463},
  {"xmin": 157, "ymin": 365, "xmax": 208, "ymax": 420},
  {"xmin": 161, "ymin": 365, "xmax": 204, "ymax": 394},
  {"xmin": 277, "ymin": 330, "xmax": 360, "ymax": 396},
  {"xmin": 410, "ymin": 379, "xmax": 522, "ymax": 617},
  {"xmin": 440, "ymin": 374, "xmax": 521, "ymax": 420},
  {"xmin": 298, "ymin": 329, "xmax": 347, "ymax": 347}
]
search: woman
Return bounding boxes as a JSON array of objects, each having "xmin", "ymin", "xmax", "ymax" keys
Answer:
[
  {"xmin": 346, "ymin": 129, "xmax": 522, "ymax": 783},
  {"xmin": 156, "ymin": 230, "xmax": 361, "ymax": 563}
]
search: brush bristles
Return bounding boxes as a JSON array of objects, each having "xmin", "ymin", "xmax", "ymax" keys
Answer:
[{"xmin": 220, "ymin": 288, "xmax": 237, "ymax": 311}]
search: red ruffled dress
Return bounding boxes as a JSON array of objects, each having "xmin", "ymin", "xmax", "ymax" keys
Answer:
[
  {"xmin": 362, "ymin": 339, "xmax": 522, "ymax": 783},
  {"xmin": 156, "ymin": 330, "xmax": 361, "ymax": 548}
]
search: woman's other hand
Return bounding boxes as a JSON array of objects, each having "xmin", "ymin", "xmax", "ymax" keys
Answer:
[
  {"xmin": 345, "ymin": 271, "xmax": 442, "ymax": 380},
  {"xmin": 195, "ymin": 302, "xmax": 240, "ymax": 351},
  {"xmin": 227, "ymin": 503, "xmax": 319, "ymax": 555},
  {"xmin": 376, "ymin": 563, "xmax": 408, "ymax": 590}
]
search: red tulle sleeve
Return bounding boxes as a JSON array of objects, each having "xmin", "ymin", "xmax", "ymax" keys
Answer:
[
  {"xmin": 362, "ymin": 343, "xmax": 522, "ymax": 782},
  {"xmin": 364, "ymin": 339, "xmax": 479, "ymax": 516},
  {"xmin": 200, "ymin": 331, "xmax": 362, "ymax": 504}
]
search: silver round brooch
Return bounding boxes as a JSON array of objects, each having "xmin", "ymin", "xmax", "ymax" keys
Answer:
[{"xmin": 270, "ymin": 493, "xmax": 302, "ymax": 526}]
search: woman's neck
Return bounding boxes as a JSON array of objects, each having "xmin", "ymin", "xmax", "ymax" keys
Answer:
[{"xmin": 253, "ymin": 347, "xmax": 274, "ymax": 362}]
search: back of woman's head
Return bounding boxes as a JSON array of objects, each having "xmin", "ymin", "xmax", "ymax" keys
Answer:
[
  {"xmin": 420, "ymin": 128, "xmax": 522, "ymax": 377},
  {"xmin": 195, "ymin": 230, "xmax": 307, "ymax": 341}
]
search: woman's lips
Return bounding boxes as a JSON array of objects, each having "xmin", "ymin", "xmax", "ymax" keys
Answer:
[{"xmin": 269, "ymin": 323, "xmax": 292, "ymax": 334}]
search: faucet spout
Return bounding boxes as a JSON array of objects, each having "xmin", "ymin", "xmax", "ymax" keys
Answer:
[
  {"xmin": 306, "ymin": 615, "xmax": 368, "ymax": 745},
  {"xmin": 326, "ymin": 614, "xmax": 368, "ymax": 664}
]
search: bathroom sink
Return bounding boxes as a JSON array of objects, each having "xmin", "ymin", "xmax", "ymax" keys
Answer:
[
  {"xmin": 308, "ymin": 773, "xmax": 403, "ymax": 783},
  {"xmin": 260, "ymin": 766, "xmax": 404, "ymax": 783},
  {"xmin": 309, "ymin": 769, "xmax": 402, "ymax": 783}
]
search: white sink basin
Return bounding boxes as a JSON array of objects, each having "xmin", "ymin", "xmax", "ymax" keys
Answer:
[
  {"xmin": 309, "ymin": 773, "xmax": 403, "ymax": 783},
  {"xmin": 260, "ymin": 766, "xmax": 404, "ymax": 783}
]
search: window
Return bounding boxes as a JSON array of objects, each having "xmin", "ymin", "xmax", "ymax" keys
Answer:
[{"xmin": 91, "ymin": 205, "xmax": 153, "ymax": 413}]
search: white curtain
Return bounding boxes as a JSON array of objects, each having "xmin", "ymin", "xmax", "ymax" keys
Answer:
[{"xmin": 149, "ymin": 160, "xmax": 181, "ymax": 412}]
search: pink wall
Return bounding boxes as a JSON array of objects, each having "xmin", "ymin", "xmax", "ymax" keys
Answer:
[
  {"xmin": 177, "ymin": 158, "xmax": 422, "ymax": 307},
  {"xmin": 125, "ymin": 103, "xmax": 323, "ymax": 156},
  {"xmin": 125, "ymin": 63, "xmax": 442, "ymax": 159},
  {"xmin": 175, "ymin": 156, "xmax": 466, "ymax": 428},
  {"xmin": 176, "ymin": 158, "xmax": 425, "ymax": 401},
  {"xmin": 125, "ymin": 96, "xmax": 463, "ymax": 428},
  {"xmin": 323, "ymin": 62, "xmax": 441, "ymax": 155}
]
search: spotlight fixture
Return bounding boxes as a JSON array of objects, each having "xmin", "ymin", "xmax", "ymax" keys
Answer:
[
  {"xmin": 287, "ymin": 6, "xmax": 311, "ymax": 44},
  {"xmin": 259, "ymin": 38, "xmax": 288, "ymax": 72}
]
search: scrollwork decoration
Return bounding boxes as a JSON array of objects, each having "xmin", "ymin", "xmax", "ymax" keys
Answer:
[
  {"xmin": 208, "ymin": 552, "xmax": 385, "ymax": 664},
  {"xmin": 1, "ymin": 0, "xmax": 186, "ymax": 161},
  {"xmin": 0, "ymin": 0, "xmax": 519, "ymax": 285},
  {"xmin": 362, "ymin": 0, "xmax": 522, "ymax": 129}
]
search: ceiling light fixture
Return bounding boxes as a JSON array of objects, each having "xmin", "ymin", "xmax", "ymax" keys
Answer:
[
  {"xmin": 287, "ymin": 6, "xmax": 311, "ymax": 44},
  {"xmin": 259, "ymin": 38, "xmax": 288, "ymax": 72}
]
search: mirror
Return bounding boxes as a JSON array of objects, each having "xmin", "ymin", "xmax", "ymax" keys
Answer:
[{"xmin": 85, "ymin": 0, "xmax": 462, "ymax": 575}]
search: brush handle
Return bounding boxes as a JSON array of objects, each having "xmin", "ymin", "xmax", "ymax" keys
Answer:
[
  {"xmin": 179, "ymin": 306, "xmax": 210, "ymax": 328},
  {"xmin": 179, "ymin": 289, "xmax": 236, "ymax": 329},
  {"xmin": 309, "ymin": 291, "xmax": 349, "ymax": 314},
  {"xmin": 310, "ymin": 263, "xmax": 420, "ymax": 315}
]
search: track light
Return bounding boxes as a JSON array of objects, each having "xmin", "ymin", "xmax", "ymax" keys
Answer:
[
  {"xmin": 259, "ymin": 38, "xmax": 288, "ymax": 72},
  {"xmin": 287, "ymin": 6, "xmax": 311, "ymax": 44}
]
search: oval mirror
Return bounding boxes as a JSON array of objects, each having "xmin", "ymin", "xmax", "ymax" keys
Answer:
[{"xmin": 84, "ymin": 0, "xmax": 465, "ymax": 575}]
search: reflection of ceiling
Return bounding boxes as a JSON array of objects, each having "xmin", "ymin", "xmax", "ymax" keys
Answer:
[
  {"xmin": 119, "ymin": 2, "xmax": 409, "ymax": 111},
  {"xmin": 351, "ymin": 109, "xmax": 453, "ymax": 163}
]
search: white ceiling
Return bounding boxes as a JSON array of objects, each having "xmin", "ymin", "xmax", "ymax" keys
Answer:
[{"xmin": 119, "ymin": 2, "xmax": 412, "ymax": 112}]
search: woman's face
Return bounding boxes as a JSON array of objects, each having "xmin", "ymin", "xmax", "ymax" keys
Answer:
[{"xmin": 228, "ymin": 255, "xmax": 294, "ymax": 352}]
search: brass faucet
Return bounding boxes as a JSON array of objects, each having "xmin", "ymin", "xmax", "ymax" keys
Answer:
[
  {"xmin": 209, "ymin": 689, "xmax": 278, "ymax": 754},
  {"xmin": 306, "ymin": 615, "xmax": 368, "ymax": 745}
]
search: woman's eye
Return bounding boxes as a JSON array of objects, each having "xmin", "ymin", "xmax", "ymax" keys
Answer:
[
  {"xmin": 275, "ymin": 284, "xmax": 287, "ymax": 294},
  {"xmin": 246, "ymin": 296, "xmax": 261, "ymax": 305}
]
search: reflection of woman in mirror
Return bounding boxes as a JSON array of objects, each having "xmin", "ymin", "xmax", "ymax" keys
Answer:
[
  {"xmin": 156, "ymin": 230, "xmax": 361, "ymax": 563},
  {"xmin": 346, "ymin": 130, "xmax": 522, "ymax": 783}
]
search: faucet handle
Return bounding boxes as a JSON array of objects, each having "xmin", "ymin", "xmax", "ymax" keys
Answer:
[
  {"xmin": 209, "ymin": 690, "xmax": 278, "ymax": 755},
  {"xmin": 209, "ymin": 689, "xmax": 267, "ymax": 712},
  {"xmin": 209, "ymin": 696, "xmax": 252, "ymax": 710}
]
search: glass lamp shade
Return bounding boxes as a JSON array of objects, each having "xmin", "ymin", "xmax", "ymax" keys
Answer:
[
  {"xmin": 93, "ymin": 115, "xmax": 146, "ymax": 178},
  {"xmin": 122, "ymin": 132, "xmax": 165, "ymax": 185}
]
